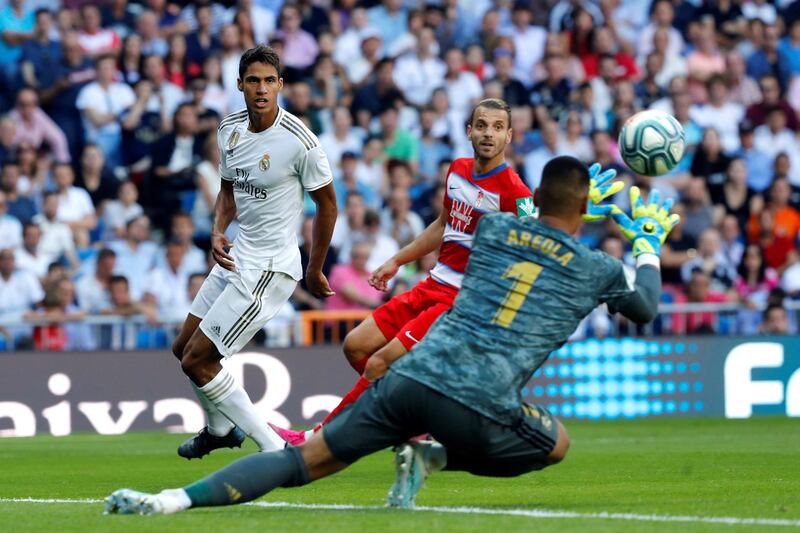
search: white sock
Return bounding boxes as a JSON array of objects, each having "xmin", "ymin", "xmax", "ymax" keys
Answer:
[
  {"xmin": 156, "ymin": 489, "xmax": 192, "ymax": 513},
  {"xmin": 200, "ymin": 368, "xmax": 284, "ymax": 451},
  {"xmin": 191, "ymin": 382, "xmax": 235, "ymax": 437}
]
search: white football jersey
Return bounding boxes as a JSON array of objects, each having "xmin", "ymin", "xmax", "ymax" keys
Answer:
[{"xmin": 217, "ymin": 107, "xmax": 333, "ymax": 279}]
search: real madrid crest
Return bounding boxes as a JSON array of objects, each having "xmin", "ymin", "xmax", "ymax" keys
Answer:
[
  {"xmin": 259, "ymin": 153, "xmax": 270, "ymax": 172},
  {"xmin": 227, "ymin": 130, "xmax": 240, "ymax": 152}
]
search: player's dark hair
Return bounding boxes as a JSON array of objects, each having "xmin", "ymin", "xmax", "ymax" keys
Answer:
[
  {"xmin": 97, "ymin": 248, "xmax": 116, "ymax": 260},
  {"xmin": 239, "ymin": 45, "xmax": 282, "ymax": 80},
  {"xmin": 537, "ymin": 156, "xmax": 590, "ymax": 217},
  {"xmin": 468, "ymin": 98, "xmax": 511, "ymax": 128}
]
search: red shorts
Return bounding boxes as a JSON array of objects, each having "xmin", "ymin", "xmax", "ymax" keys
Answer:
[{"xmin": 372, "ymin": 277, "xmax": 459, "ymax": 351}]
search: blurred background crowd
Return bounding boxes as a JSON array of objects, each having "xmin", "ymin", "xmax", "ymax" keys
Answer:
[{"xmin": 1, "ymin": 0, "xmax": 800, "ymax": 350}]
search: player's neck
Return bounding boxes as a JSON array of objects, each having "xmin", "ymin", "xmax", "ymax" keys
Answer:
[
  {"xmin": 248, "ymin": 106, "xmax": 279, "ymax": 133},
  {"xmin": 473, "ymin": 155, "xmax": 505, "ymax": 176},
  {"xmin": 538, "ymin": 214, "xmax": 580, "ymax": 236}
]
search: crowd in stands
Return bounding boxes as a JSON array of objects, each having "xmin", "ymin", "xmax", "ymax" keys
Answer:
[{"xmin": 2, "ymin": 0, "xmax": 800, "ymax": 350}]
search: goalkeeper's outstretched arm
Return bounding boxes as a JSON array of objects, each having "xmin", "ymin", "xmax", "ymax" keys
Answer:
[{"xmin": 612, "ymin": 255, "xmax": 662, "ymax": 324}]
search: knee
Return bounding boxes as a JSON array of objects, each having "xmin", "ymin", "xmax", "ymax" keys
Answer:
[
  {"xmin": 546, "ymin": 421, "xmax": 570, "ymax": 465},
  {"xmin": 179, "ymin": 341, "xmax": 205, "ymax": 380},
  {"xmin": 342, "ymin": 331, "xmax": 368, "ymax": 362}
]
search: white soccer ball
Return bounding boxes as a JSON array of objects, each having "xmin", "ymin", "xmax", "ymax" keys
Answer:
[{"xmin": 618, "ymin": 110, "xmax": 685, "ymax": 177}]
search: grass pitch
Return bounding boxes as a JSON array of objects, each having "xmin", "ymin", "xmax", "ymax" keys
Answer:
[{"xmin": 1, "ymin": 417, "xmax": 798, "ymax": 532}]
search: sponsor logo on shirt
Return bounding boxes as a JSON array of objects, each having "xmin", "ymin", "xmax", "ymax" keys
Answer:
[
  {"xmin": 234, "ymin": 168, "xmax": 268, "ymax": 200},
  {"xmin": 516, "ymin": 196, "xmax": 536, "ymax": 218},
  {"xmin": 449, "ymin": 200, "xmax": 474, "ymax": 233}
]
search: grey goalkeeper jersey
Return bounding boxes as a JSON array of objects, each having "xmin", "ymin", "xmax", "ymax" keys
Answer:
[{"xmin": 393, "ymin": 213, "xmax": 656, "ymax": 425}]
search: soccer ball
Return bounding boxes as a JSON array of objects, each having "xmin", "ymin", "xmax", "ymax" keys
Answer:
[{"xmin": 618, "ymin": 110, "xmax": 685, "ymax": 176}]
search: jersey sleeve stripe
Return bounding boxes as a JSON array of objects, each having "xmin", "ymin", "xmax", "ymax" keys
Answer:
[
  {"xmin": 218, "ymin": 110, "xmax": 248, "ymax": 130},
  {"xmin": 280, "ymin": 118, "xmax": 314, "ymax": 150},
  {"xmin": 282, "ymin": 114, "xmax": 318, "ymax": 148}
]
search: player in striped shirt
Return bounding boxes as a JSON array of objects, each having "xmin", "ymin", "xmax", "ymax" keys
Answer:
[{"xmin": 170, "ymin": 46, "xmax": 337, "ymax": 459}]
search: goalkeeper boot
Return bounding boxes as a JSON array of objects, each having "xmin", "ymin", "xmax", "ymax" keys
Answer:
[
  {"xmin": 177, "ymin": 426, "xmax": 245, "ymax": 459},
  {"xmin": 386, "ymin": 440, "xmax": 446, "ymax": 509},
  {"xmin": 104, "ymin": 488, "xmax": 190, "ymax": 515}
]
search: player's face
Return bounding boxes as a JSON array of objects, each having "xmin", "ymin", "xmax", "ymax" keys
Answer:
[
  {"xmin": 238, "ymin": 62, "xmax": 283, "ymax": 115},
  {"xmin": 467, "ymin": 107, "xmax": 512, "ymax": 162}
]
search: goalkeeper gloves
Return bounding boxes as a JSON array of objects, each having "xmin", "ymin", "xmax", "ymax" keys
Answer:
[
  {"xmin": 582, "ymin": 163, "xmax": 625, "ymax": 222},
  {"xmin": 611, "ymin": 187, "xmax": 681, "ymax": 258}
]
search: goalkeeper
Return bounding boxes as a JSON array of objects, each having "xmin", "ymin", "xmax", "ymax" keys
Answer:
[{"xmin": 105, "ymin": 156, "xmax": 680, "ymax": 515}]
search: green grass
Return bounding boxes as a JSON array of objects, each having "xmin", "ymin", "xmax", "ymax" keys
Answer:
[{"xmin": 1, "ymin": 418, "xmax": 798, "ymax": 532}]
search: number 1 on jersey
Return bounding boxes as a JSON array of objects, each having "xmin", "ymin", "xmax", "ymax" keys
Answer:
[{"xmin": 491, "ymin": 261, "xmax": 544, "ymax": 328}]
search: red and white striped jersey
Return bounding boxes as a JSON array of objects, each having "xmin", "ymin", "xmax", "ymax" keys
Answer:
[{"xmin": 430, "ymin": 158, "xmax": 534, "ymax": 288}]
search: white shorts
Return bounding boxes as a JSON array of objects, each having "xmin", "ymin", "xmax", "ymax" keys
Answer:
[{"xmin": 190, "ymin": 264, "xmax": 297, "ymax": 358}]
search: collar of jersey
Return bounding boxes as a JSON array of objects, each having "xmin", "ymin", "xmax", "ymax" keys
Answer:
[
  {"xmin": 245, "ymin": 107, "xmax": 283, "ymax": 134},
  {"xmin": 472, "ymin": 162, "xmax": 508, "ymax": 180}
]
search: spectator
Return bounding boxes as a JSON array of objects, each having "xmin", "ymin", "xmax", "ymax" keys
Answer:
[
  {"xmin": 736, "ymin": 242, "xmax": 778, "ymax": 310},
  {"xmin": 746, "ymin": 24, "xmax": 790, "ymax": 90},
  {"xmin": 141, "ymin": 54, "xmax": 186, "ymax": 128},
  {"xmin": 144, "ymin": 240, "xmax": 191, "ymax": 320},
  {"xmin": 191, "ymin": 134, "xmax": 220, "ymax": 237},
  {"xmin": 19, "ymin": 8, "xmax": 60, "ymax": 91},
  {"xmin": 443, "ymin": 47, "xmax": 483, "ymax": 126},
  {"xmin": 331, "ymin": 191, "xmax": 367, "ymax": 262},
  {"xmin": 52, "ymin": 163, "xmax": 96, "ymax": 248},
  {"xmin": 690, "ymin": 128, "xmax": 731, "ymax": 190},
  {"xmin": 736, "ymin": 119, "xmax": 773, "ymax": 193},
  {"xmin": 524, "ymin": 120, "xmax": 562, "ymax": 190},
  {"xmin": 237, "ymin": 0, "xmax": 276, "ymax": 47},
  {"xmin": 136, "ymin": 10, "xmax": 168, "ymax": 57},
  {"xmin": 162, "ymin": 212, "xmax": 206, "ymax": 274},
  {"xmin": 754, "ymin": 107, "xmax": 800, "ymax": 185},
  {"xmin": 1, "ymin": 162, "xmax": 36, "ymax": 225},
  {"xmin": 276, "ymin": 3, "xmax": 319, "ymax": 81},
  {"xmin": 0, "ymin": 0, "xmax": 35, "ymax": 79},
  {"xmin": 32, "ymin": 191, "xmax": 78, "ymax": 269},
  {"xmin": 100, "ymin": 274, "xmax": 157, "ymax": 326},
  {"xmin": 746, "ymin": 74, "xmax": 799, "ymax": 131},
  {"xmin": 780, "ymin": 250, "xmax": 800, "ymax": 298},
  {"xmin": 363, "ymin": 208, "xmax": 399, "ymax": 273},
  {"xmin": 367, "ymin": 0, "xmax": 408, "ymax": 56},
  {"xmin": 635, "ymin": 52, "xmax": 667, "ymax": 109},
  {"xmin": 15, "ymin": 222, "xmax": 53, "ymax": 280},
  {"xmin": 582, "ymin": 25, "xmax": 638, "ymax": 81},
  {"xmin": 148, "ymin": 102, "xmax": 203, "ymax": 232},
  {"xmin": 489, "ymin": 47, "xmax": 529, "ymax": 107},
  {"xmin": 378, "ymin": 106, "xmax": 418, "ymax": 172},
  {"xmin": 0, "ymin": 248, "xmax": 43, "ymax": 347},
  {"xmin": 76, "ymin": 55, "xmax": 136, "ymax": 169},
  {"xmin": 77, "ymin": 4, "xmax": 121, "ymax": 58},
  {"xmin": 726, "ymin": 50, "xmax": 761, "ymax": 107},
  {"xmin": 9, "ymin": 88, "xmax": 71, "ymax": 164},
  {"xmin": 293, "ymin": 215, "xmax": 338, "ymax": 311},
  {"xmin": 549, "ymin": 0, "xmax": 603, "ymax": 33},
  {"xmin": 676, "ymin": 270, "xmax": 730, "ymax": 334},
  {"xmin": 163, "ymin": 33, "xmax": 192, "ymax": 89},
  {"xmin": 219, "ymin": 24, "xmax": 244, "ymax": 113},
  {"xmin": 76, "ymin": 247, "xmax": 116, "ymax": 313},
  {"xmin": 504, "ymin": 2, "xmax": 547, "ymax": 87},
  {"xmin": 354, "ymin": 136, "xmax": 387, "ymax": 195},
  {"xmin": 638, "ymin": 0, "xmax": 684, "ymax": 60},
  {"xmin": 558, "ymin": 111, "xmax": 592, "ymax": 162},
  {"xmin": 120, "ymin": 80, "xmax": 165, "ymax": 170},
  {"xmin": 681, "ymin": 177, "xmax": 715, "ymax": 244},
  {"xmin": 720, "ymin": 214, "xmax": 745, "ymax": 273},
  {"xmin": 680, "ymin": 227, "xmax": 737, "ymax": 293},
  {"xmin": 103, "ymin": 180, "xmax": 143, "ymax": 240},
  {"xmin": 334, "ymin": 152, "xmax": 380, "ymax": 211},
  {"xmin": 187, "ymin": 78, "xmax": 222, "ymax": 136},
  {"xmin": 779, "ymin": 18, "xmax": 800, "ymax": 76},
  {"xmin": 26, "ymin": 278, "xmax": 93, "ymax": 351},
  {"xmin": 0, "ymin": 190, "xmax": 23, "ymax": 250},
  {"xmin": 531, "ymin": 54, "xmax": 574, "ymax": 124},
  {"xmin": 758, "ymin": 304, "xmax": 790, "ymax": 334},
  {"xmin": 108, "ymin": 215, "xmax": 159, "ymax": 300},
  {"xmin": 392, "ymin": 28, "xmax": 445, "ymax": 108},
  {"xmin": 351, "ymin": 58, "xmax": 403, "ymax": 125},
  {"xmin": 381, "ymin": 186, "xmax": 424, "ymax": 248},
  {"xmin": 326, "ymin": 240, "xmax": 384, "ymax": 311},
  {"xmin": 689, "ymin": 76, "xmax": 744, "ymax": 153},
  {"xmin": 333, "ymin": 7, "xmax": 371, "ymax": 66},
  {"xmin": 76, "ymin": 144, "xmax": 119, "ymax": 213},
  {"xmin": 713, "ymin": 158, "xmax": 756, "ymax": 230},
  {"xmin": 749, "ymin": 179, "xmax": 800, "ymax": 269},
  {"xmin": 185, "ymin": 2, "xmax": 219, "ymax": 69},
  {"xmin": 118, "ymin": 33, "xmax": 144, "ymax": 86},
  {"xmin": 102, "ymin": 0, "xmax": 138, "ymax": 40}
]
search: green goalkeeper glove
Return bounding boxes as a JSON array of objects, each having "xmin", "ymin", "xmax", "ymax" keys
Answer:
[
  {"xmin": 582, "ymin": 163, "xmax": 625, "ymax": 222},
  {"xmin": 611, "ymin": 187, "xmax": 681, "ymax": 258}
]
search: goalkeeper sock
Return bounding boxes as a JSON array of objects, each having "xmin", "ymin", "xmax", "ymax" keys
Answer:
[
  {"xmin": 200, "ymin": 368, "xmax": 284, "ymax": 452},
  {"xmin": 320, "ymin": 376, "xmax": 372, "ymax": 426},
  {"xmin": 184, "ymin": 447, "xmax": 310, "ymax": 507},
  {"xmin": 190, "ymin": 382, "xmax": 235, "ymax": 437}
]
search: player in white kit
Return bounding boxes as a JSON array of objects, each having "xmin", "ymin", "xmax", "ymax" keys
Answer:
[{"xmin": 171, "ymin": 46, "xmax": 337, "ymax": 458}]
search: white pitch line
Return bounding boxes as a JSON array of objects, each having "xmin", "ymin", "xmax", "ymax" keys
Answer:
[{"xmin": 2, "ymin": 498, "xmax": 799, "ymax": 528}]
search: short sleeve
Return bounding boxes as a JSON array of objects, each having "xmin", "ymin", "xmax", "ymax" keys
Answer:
[
  {"xmin": 300, "ymin": 145, "xmax": 333, "ymax": 191},
  {"xmin": 596, "ymin": 254, "xmax": 636, "ymax": 309},
  {"xmin": 217, "ymin": 128, "xmax": 234, "ymax": 181}
]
